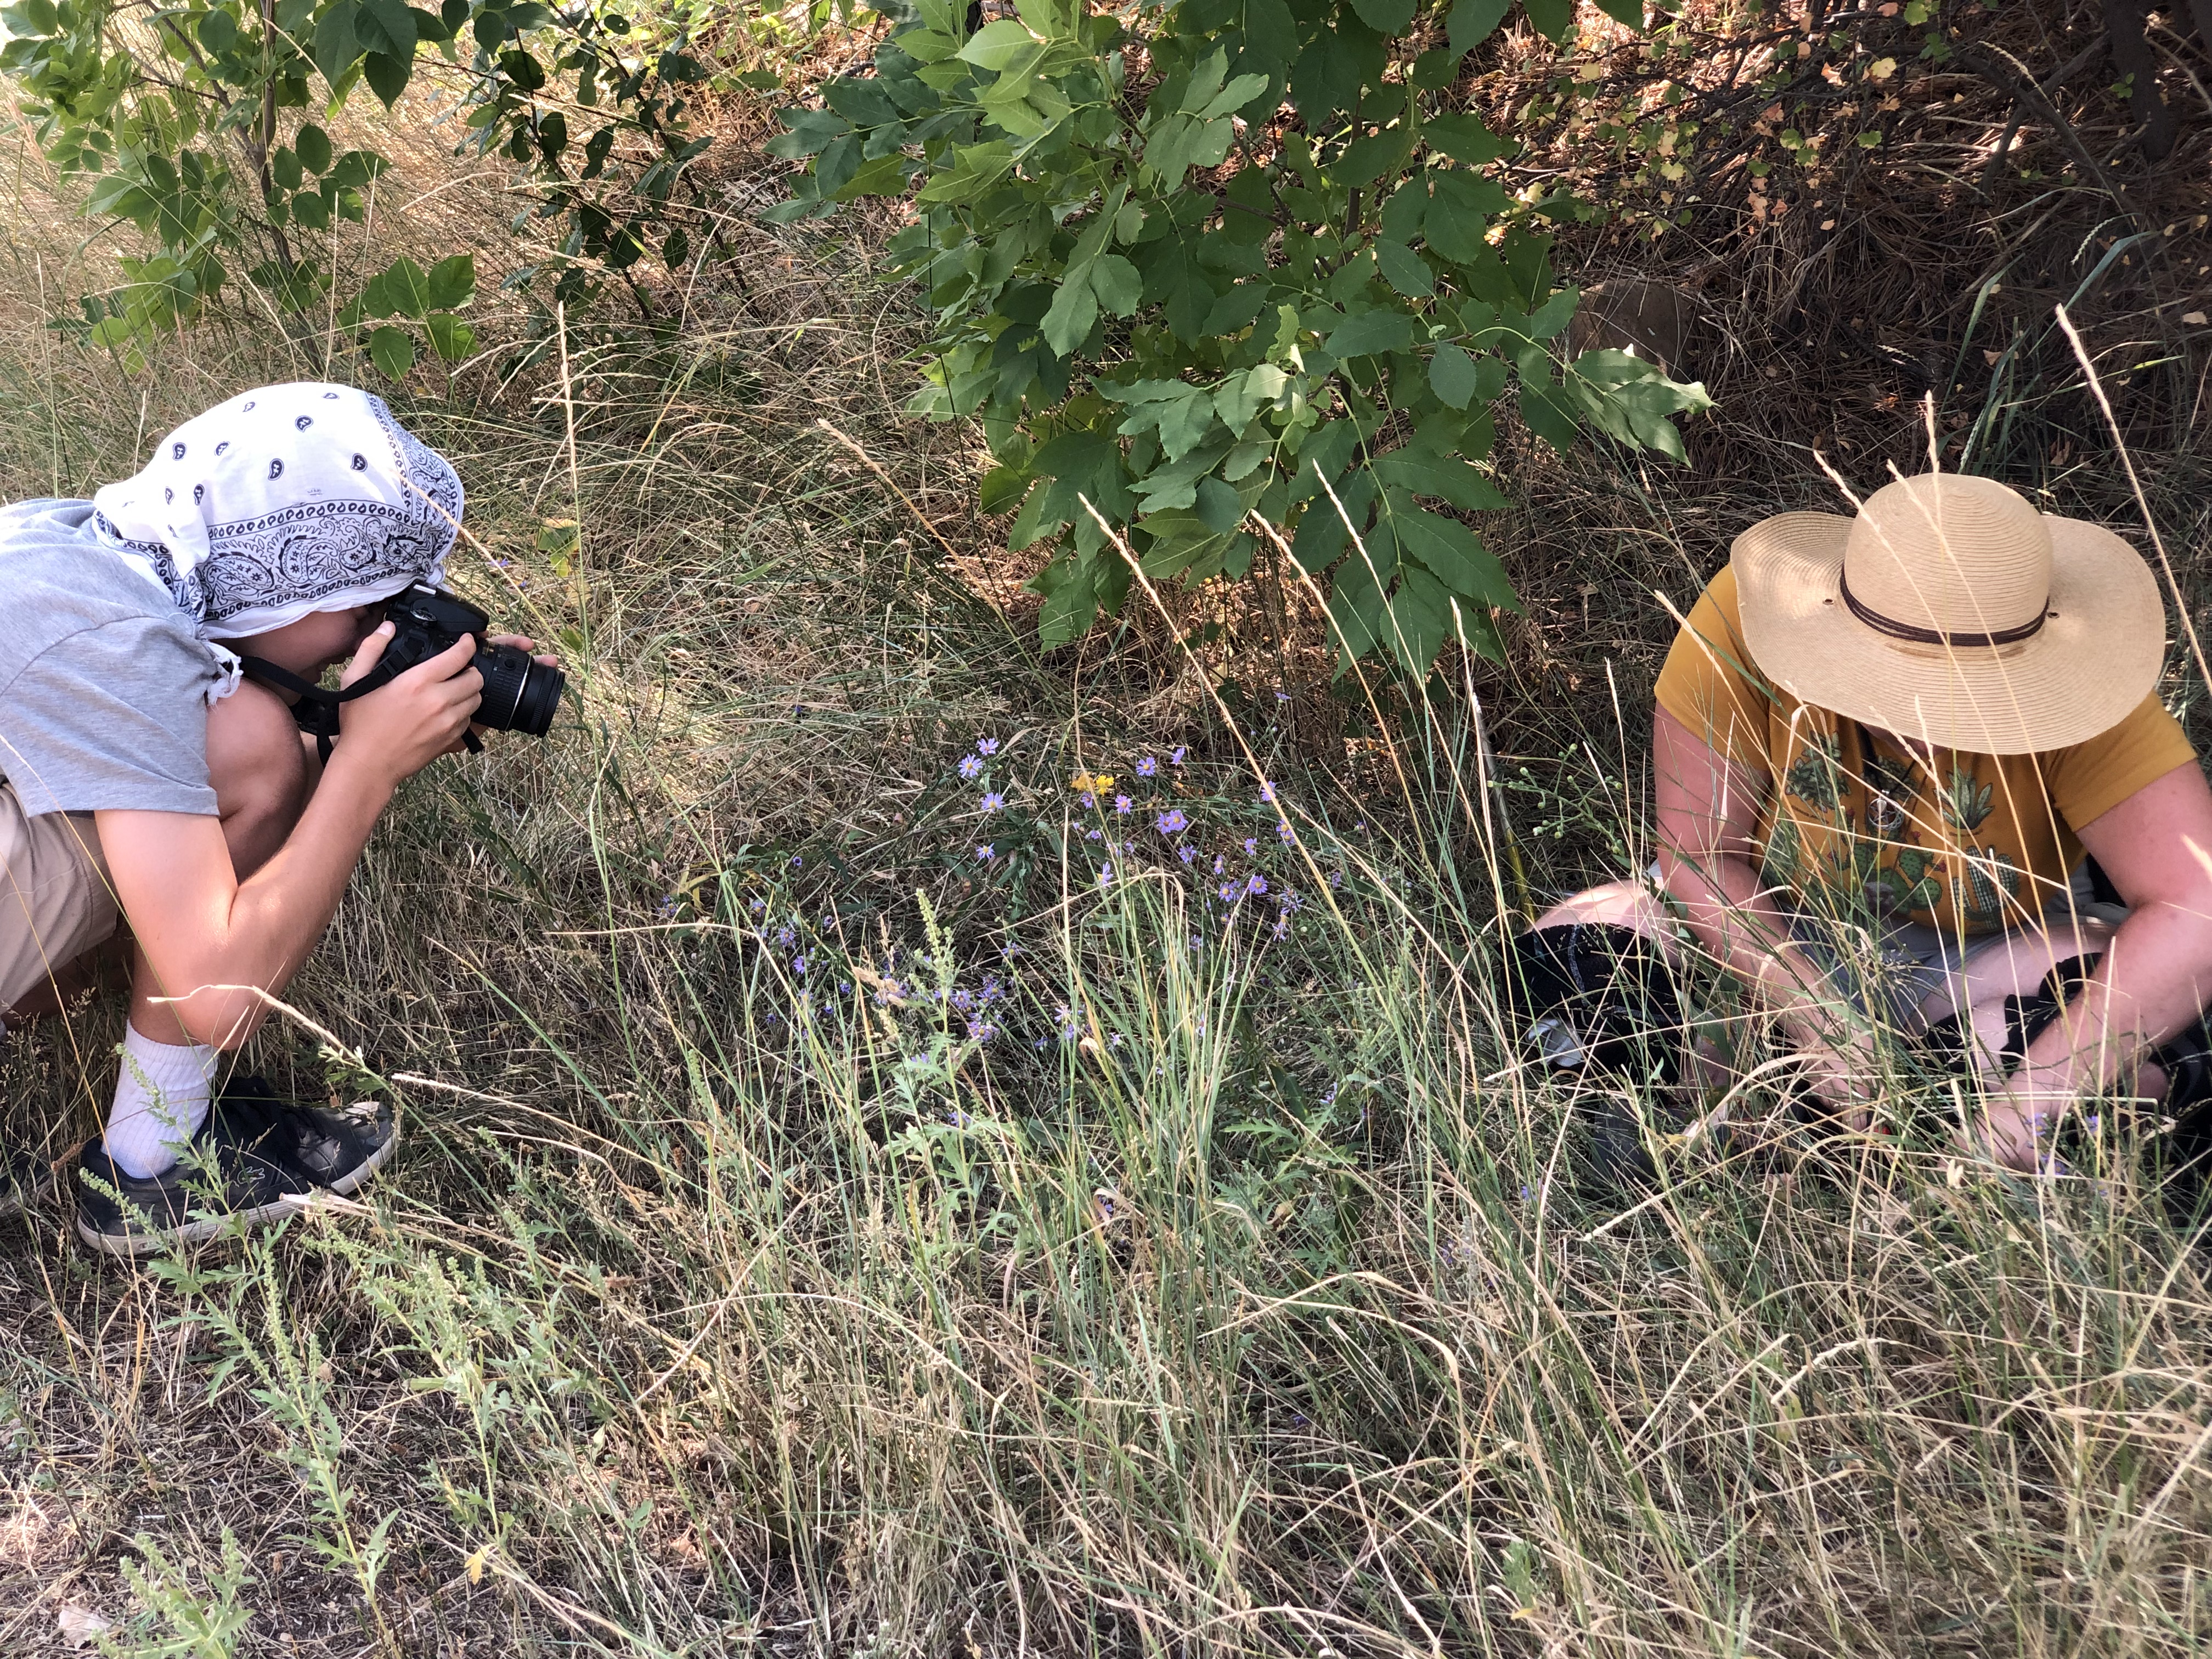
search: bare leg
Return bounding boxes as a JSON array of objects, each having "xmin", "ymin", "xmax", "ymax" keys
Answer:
[
  {"xmin": 127, "ymin": 685, "xmax": 310, "ymax": 1049},
  {"xmin": 1523, "ymin": 879, "xmax": 1733, "ymax": 1098},
  {"xmin": 1530, "ymin": 878, "xmax": 1678, "ymax": 945}
]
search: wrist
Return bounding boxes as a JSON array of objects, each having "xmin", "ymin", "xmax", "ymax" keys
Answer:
[{"xmin": 320, "ymin": 741, "xmax": 403, "ymax": 802}]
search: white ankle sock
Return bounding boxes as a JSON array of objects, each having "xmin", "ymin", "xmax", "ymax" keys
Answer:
[{"xmin": 104, "ymin": 1025, "xmax": 217, "ymax": 1179}]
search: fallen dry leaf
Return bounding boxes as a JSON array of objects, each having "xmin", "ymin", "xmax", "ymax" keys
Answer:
[
  {"xmin": 58, "ymin": 1605, "xmax": 114, "ymax": 1650},
  {"xmin": 2182, "ymin": 311, "xmax": 2208, "ymax": 326}
]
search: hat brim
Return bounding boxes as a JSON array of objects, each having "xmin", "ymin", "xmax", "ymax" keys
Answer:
[{"xmin": 1734, "ymin": 509, "xmax": 2166, "ymax": 755}]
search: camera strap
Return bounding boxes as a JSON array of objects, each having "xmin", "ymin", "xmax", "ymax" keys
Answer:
[{"xmin": 236, "ymin": 657, "xmax": 483, "ymax": 761}]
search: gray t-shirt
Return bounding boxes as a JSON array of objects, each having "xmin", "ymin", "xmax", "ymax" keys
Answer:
[{"xmin": 0, "ymin": 500, "xmax": 219, "ymax": 817}]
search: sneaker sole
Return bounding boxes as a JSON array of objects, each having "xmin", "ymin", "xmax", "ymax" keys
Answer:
[{"xmin": 75, "ymin": 1120, "xmax": 400, "ymax": 1259}]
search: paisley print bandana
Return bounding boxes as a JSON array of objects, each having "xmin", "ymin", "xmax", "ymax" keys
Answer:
[{"xmin": 89, "ymin": 383, "xmax": 464, "ymax": 654}]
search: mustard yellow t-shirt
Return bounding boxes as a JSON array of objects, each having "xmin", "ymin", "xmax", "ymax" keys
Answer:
[{"xmin": 1653, "ymin": 564, "xmax": 2197, "ymax": 936}]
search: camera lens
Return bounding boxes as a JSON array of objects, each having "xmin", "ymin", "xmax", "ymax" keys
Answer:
[{"xmin": 473, "ymin": 642, "xmax": 565, "ymax": 736}]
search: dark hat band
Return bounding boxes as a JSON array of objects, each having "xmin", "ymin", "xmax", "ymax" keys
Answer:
[{"xmin": 1839, "ymin": 568, "xmax": 2050, "ymax": 648}]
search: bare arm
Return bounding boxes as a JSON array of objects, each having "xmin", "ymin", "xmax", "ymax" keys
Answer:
[
  {"xmin": 1988, "ymin": 761, "xmax": 2212, "ymax": 1165},
  {"xmin": 95, "ymin": 625, "xmax": 483, "ymax": 1049},
  {"xmin": 1652, "ymin": 705, "xmax": 1869, "ymax": 1101}
]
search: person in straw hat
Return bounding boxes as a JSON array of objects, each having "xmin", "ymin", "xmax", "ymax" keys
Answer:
[{"xmin": 1509, "ymin": 471, "xmax": 2212, "ymax": 1178}]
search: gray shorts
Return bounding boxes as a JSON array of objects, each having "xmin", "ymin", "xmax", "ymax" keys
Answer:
[{"xmin": 0, "ymin": 785, "xmax": 119, "ymax": 1014}]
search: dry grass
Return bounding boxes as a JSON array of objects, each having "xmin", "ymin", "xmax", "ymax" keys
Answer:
[{"xmin": 0, "ymin": 9, "xmax": 2210, "ymax": 1657}]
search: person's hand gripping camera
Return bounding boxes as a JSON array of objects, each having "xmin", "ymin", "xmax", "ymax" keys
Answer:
[{"xmin": 245, "ymin": 582, "xmax": 565, "ymax": 781}]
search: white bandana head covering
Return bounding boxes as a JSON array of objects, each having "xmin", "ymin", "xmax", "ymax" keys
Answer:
[{"xmin": 91, "ymin": 383, "xmax": 464, "ymax": 658}]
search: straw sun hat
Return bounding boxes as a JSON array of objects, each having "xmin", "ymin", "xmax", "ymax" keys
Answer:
[{"xmin": 1733, "ymin": 472, "xmax": 2166, "ymax": 755}]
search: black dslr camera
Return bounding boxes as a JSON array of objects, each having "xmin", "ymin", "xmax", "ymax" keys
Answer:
[
  {"xmin": 240, "ymin": 582, "xmax": 564, "ymax": 755},
  {"xmin": 371, "ymin": 583, "xmax": 564, "ymax": 737}
]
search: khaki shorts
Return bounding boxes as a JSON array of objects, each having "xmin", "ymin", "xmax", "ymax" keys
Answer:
[{"xmin": 0, "ymin": 785, "xmax": 120, "ymax": 1014}]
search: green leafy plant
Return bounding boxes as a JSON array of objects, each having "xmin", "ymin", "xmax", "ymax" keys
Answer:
[
  {"xmin": 0, "ymin": 0, "xmax": 729, "ymax": 373},
  {"xmin": 771, "ymin": 0, "xmax": 1711, "ymax": 676},
  {"xmin": 97, "ymin": 1530, "xmax": 257, "ymax": 1658}
]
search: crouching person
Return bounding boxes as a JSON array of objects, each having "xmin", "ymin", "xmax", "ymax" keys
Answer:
[
  {"xmin": 0, "ymin": 385, "xmax": 513, "ymax": 1254},
  {"xmin": 1513, "ymin": 472, "xmax": 2212, "ymax": 1178}
]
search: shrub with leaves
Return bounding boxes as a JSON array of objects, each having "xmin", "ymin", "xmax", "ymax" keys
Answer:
[
  {"xmin": 771, "ymin": 0, "xmax": 1712, "ymax": 675},
  {"xmin": 0, "ymin": 0, "xmax": 724, "ymax": 373}
]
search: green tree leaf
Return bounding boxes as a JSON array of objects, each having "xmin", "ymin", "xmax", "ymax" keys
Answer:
[
  {"xmin": 1, "ymin": 0, "xmax": 57, "ymax": 36},
  {"xmin": 1040, "ymin": 273, "xmax": 1098, "ymax": 356},
  {"xmin": 1448, "ymin": 0, "xmax": 1511, "ymax": 54},
  {"xmin": 1425, "ymin": 112, "xmax": 1509, "ymax": 165},
  {"xmin": 1428, "ymin": 343, "xmax": 1481, "ymax": 408},
  {"xmin": 376, "ymin": 255, "xmax": 432, "ymax": 318},
  {"xmin": 1347, "ymin": 0, "xmax": 1416, "ymax": 36},
  {"xmin": 362, "ymin": 50, "xmax": 412, "ymax": 107},
  {"xmin": 1089, "ymin": 253, "xmax": 1141, "ymax": 317},
  {"xmin": 1374, "ymin": 448, "xmax": 1508, "ymax": 511},
  {"xmin": 956, "ymin": 19, "xmax": 1039, "ymax": 71},
  {"xmin": 1198, "ymin": 72, "xmax": 1271, "ymax": 119},
  {"xmin": 197, "ymin": 8, "xmax": 240, "ymax": 54},
  {"xmin": 1374, "ymin": 240, "xmax": 1433, "ymax": 298},
  {"xmin": 311, "ymin": 2, "xmax": 360, "ymax": 83},
  {"xmin": 1522, "ymin": 0, "xmax": 1574, "ymax": 42},
  {"xmin": 1325, "ymin": 308, "xmax": 1416, "ymax": 358},
  {"xmin": 424, "ymin": 253, "xmax": 474, "ymax": 310},
  {"xmin": 354, "ymin": 0, "xmax": 416, "ymax": 58},
  {"xmin": 425, "ymin": 312, "xmax": 475, "ymax": 361},
  {"xmin": 1035, "ymin": 554, "xmax": 1097, "ymax": 649},
  {"xmin": 1385, "ymin": 501, "xmax": 1513, "ymax": 603},
  {"xmin": 368, "ymin": 324, "xmax": 415, "ymax": 381},
  {"xmin": 1424, "ymin": 170, "xmax": 1509, "ymax": 261}
]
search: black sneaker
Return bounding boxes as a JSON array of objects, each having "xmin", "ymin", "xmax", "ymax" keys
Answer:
[
  {"xmin": 75, "ymin": 1078, "xmax": 397, "ymax": 1258},
  {"xmin": 1, "ymin": 1148, "xmax": 59, "ymax": 1218}
]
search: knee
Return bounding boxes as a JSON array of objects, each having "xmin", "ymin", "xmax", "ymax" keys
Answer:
[
  {"xmin": 1530, "ymin": 878, "xmax": 1673, "ymax": 942},
  {"xmin": 207, "ymin": 685, "xmax": 309, "ymax": 873}
]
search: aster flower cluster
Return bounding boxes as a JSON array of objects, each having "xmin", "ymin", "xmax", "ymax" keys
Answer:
[{"xmin": 710, "ymin": 733, "xmax": 1364, "ymax": 1064}]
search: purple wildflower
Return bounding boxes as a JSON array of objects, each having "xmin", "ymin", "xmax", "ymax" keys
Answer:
[
  {"xmin": 1170, "ymin": 746, "xmax": 1188, "ymax": 766},
  {"xmin": 959, "ymin": 755, "xmax": 984, "ymax": 781},
  {"xmin": 1178, "ymin": 844, "xmax": 1199, "ymax": 864},
  {"xmin": 977, "ymin": 737, "xmax": 1000, "ymax": 756},
  {"xmin": 1114, "ymin": 794, "xmax": 1132, "ymax": 815},
  {"xmin": 1243, "ymin": 837, "xmax": 1259, "ymax": 858},
  {"xmin": 977, "ymin": 843, "xmax": 995, "ymax": 860},
  {"xmin": 1137, "ymin": 755, "xmax": 1158, "ymax": 777},
  {"xmin": 1277, "ymin": 821, "xmax": 1294, "ymax": 844},
  {"xmin": 1246, "ymin": 873, "xmax": 1268, "ymax": 895},
  {"xmin": 1157, "ymin": 808, "xmax": 1189, "ymax": 834},
  {"xmin": 1217, "ymin": 880, "xmax": 1241, "ymax": 902},
  {"xmin": 1098, "ymin": 863, "xmax": 1115, "ymax": 888}
]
